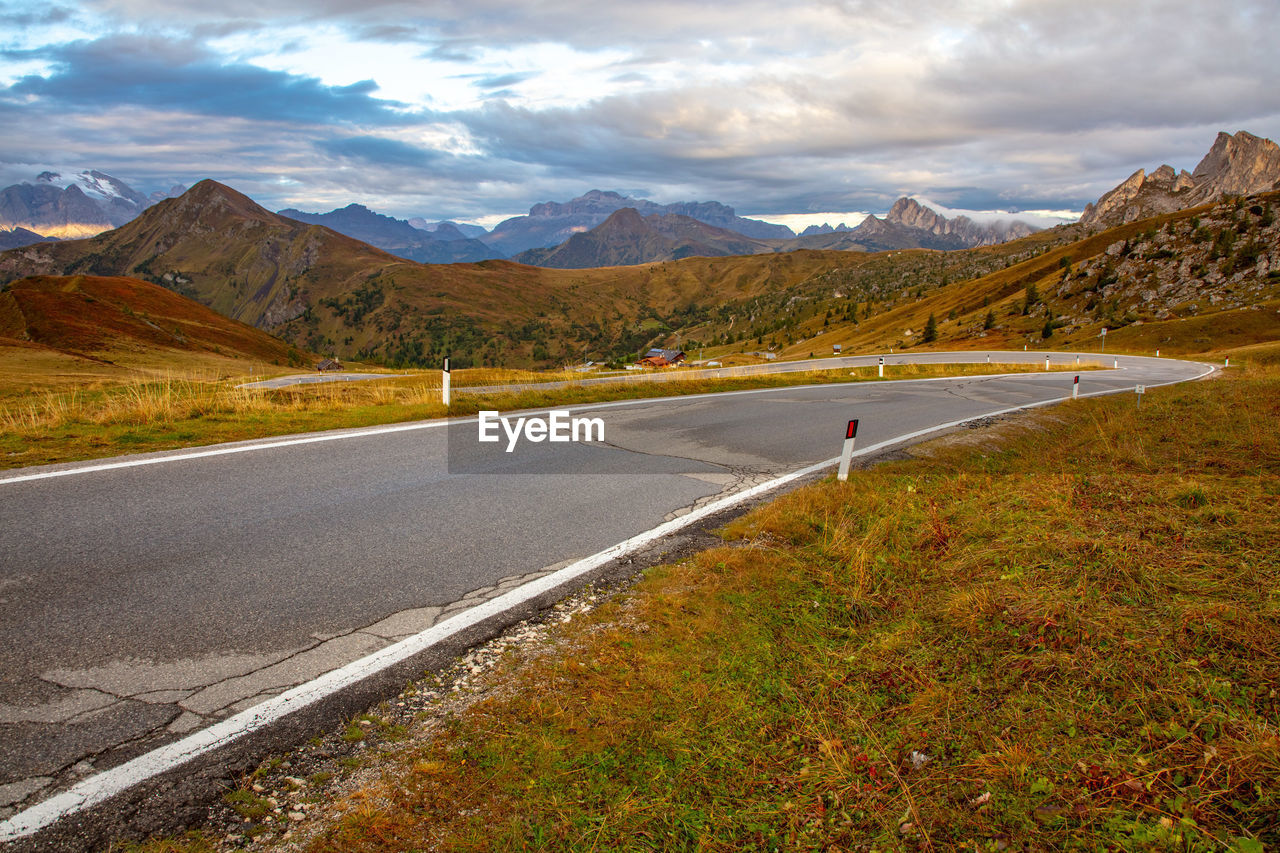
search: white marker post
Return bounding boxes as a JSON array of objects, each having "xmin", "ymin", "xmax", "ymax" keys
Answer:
[
  {"xmin": 1225, "ymin": 357, "xmax": 1230, "ymax": 367},
  {"xmin": 1045, "ymin": 355, "xmax": 1050, "ymax": 370},
  {"xmin": 442, "ymin": 356, "xmax": 451, "ymax": 408},
  {"xmin": 1114, "ymin": 359, "xmax": 1119, "ymax": 368},
  {"xmin": 1156, "ymin": 349, "xmax": 1160, "ymax": 357},
  {"xmin": 878, "ymin": 356, "xmax": 884, "ymax": 378},
  {"xmin": 1075, "ymin": 355, "xmax": 1080, "ymax": 366},
  {"xmin": 1135, "ymin": 384, "xmax": 1145, "ymax": 409},
  {"xmin": 1072, "ymin": 375, "xmax": 1079, "ymax": 399},
  {"xmin": 986, "ymin": 353, "xmax": 991, "ymax": 364},
  {"xmin": 837, "ymin": 419, "xmax": 859, "ymax": 482}
]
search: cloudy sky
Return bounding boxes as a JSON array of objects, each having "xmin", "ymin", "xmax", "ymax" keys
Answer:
[{"xmin": 2, "ymin": 0, "xmax": 1277, "ymax": 228}]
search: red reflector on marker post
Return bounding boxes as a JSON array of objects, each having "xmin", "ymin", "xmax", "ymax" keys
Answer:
[
  {"xmin": 838, "ymin": 419, "xmax": 859, "ymax": 482},
  {"xmin": 1072, "ymin": 374, "xmax": 1079, "ymax": 399}
]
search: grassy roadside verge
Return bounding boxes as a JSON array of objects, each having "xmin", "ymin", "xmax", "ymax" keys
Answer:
[
  {"xmin": 1, "ymin": 361, "xmax": 1086, "ymax": 470},
  {"xmin": 128, "ymin": 363, "xmax": 1278, "ymax": 852}
]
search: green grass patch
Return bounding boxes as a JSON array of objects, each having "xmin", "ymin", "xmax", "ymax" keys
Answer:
[{"xmin": 263, "ymin": 365, "xmax": 1279, "ymax": 851}]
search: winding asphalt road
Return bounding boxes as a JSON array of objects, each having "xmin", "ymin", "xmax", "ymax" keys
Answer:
[{"xmin": 0, "ymin": 350, "xmax": 1213, "ymax": 845}]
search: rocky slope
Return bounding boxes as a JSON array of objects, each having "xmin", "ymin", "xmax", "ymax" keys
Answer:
[
  {"xmin": 1080, "ymin": 130, "xmax": 1280, "ymax": 228},
  {"xmin": 1056, "ymin": 193, "xmax": 1280, "ymax": 329}
]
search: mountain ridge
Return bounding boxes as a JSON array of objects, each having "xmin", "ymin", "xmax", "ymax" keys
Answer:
[
  {"xmin": 278, "ymin": 203, "xmax": 500, "ymax": 264},
  {"xmin": 483, "ymin": 189, "xmax": 795, "ymax": 255},
  {"xmin": 511, "ymin": 208, "xmax": 779, "ymax": 268},
  {"xmin": 1080, "ymin": 130, "xmax": 1280, "ymax": 227}
]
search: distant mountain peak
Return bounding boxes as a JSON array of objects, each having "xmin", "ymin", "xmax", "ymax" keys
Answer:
[{"xmin": 0, "ymin": 168, "xmax": 167, "ymax": 239}]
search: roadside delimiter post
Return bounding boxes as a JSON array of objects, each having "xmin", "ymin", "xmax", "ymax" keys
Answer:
[
  {"xmin": 878, "ymin": 356, "xmax": 884, "ymax": 378},
  {"xmin": 442, "ymin": 356, "xmax": 451, "ymax": 408},
  {"xmin": 838, "ymin": 419, "xmax": 859, "ymax": 482}
]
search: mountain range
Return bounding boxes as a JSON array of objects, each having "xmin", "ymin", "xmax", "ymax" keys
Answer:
[
  {"xmin": 511, "ymin": 208, "xmax": 781, "ymax": 268},
  {"xmin": 277, "ymin": 204, "xmax": 500, "ymax": 264},
  {"xmin": 0, "ymin": 179, "xmax": 866, "ymax": 366},
  {"xmin": 506, "ymin": 195, "xmax": 1047, "ymax": 268},
  {"xmin": 481, "ymin": 189, "xmax": 795, "ymax": 256},
  {"xmin": 2, "ymin": 129, "xmax": 1277, "ymax": 369}
]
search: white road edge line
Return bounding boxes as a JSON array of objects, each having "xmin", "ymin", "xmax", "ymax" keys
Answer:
[
  {"xmin": 0, "ymin": 360, "xmax": 1215, "ymax": 841},
  {"xmin": 0, "ymin": 357, "xmax": 1138, "ymax": 487}
]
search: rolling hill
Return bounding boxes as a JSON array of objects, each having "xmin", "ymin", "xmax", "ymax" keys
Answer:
[{"xmin": 0, "ymin": 274, "xmax": 311, "ymax": 391}]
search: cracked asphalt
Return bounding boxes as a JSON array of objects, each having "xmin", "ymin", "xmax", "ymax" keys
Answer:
[{"xmin": 0, "ymin": 351, "xmax": 1210, "ymax": 831}]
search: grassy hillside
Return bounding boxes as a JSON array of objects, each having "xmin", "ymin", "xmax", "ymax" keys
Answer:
[
  {"xmin": 0, "ymin": 274, "xmax": 311, "ymax": 398},
  {"xmin": 680, "ymin": 192, "xmax": 1280, "ymax": 362}
]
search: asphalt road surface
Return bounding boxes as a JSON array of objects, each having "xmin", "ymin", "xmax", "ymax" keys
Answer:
[{"xmin": 0, "ymin": 351, "xmax": 1213, "ymax": 842}]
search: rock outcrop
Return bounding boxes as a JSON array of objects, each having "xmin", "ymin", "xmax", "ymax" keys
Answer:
[
  {"xmin": 883, "ymin": 198, "xmax": 1039, "ymax": 247},
  {"xmin": 1081, "ymin": 131, "xmax": 1280, "ymax": 227}
]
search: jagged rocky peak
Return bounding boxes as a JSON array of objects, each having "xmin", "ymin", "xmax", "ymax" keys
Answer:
[
  {"xmin": 1191, "ymin": 130, "xmax": 1280, "ymax": 197},
  {"xmin": 886, "ymin": 197, "xmax": 949, "ymax": 231},
  {"xmin": 1081, "ymin": 130, "xmax": 1280, "ymax": 228},
  {"xmin": 880, "ymin": 197, "xmax": 1039, "ymax": 247}
]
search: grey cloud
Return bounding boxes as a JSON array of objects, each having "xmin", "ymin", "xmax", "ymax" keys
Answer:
[
  {"xmin": 316, "ymin": 135, "xmax": 442, "ymax": 168},
  {"xmin": 419, "ymin": 42, "xmax": 477, "ymax": 62},
  {"xmin": 2, "ymin": 34, "xmax": 416, "ymax": 127},
  {"xmin": 474, "ymin": 72, "xmax": 535, "ymax": 90},
  {"xmin": 0, "ymin": 3, "xmax": 75, "ymax": 27}
]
